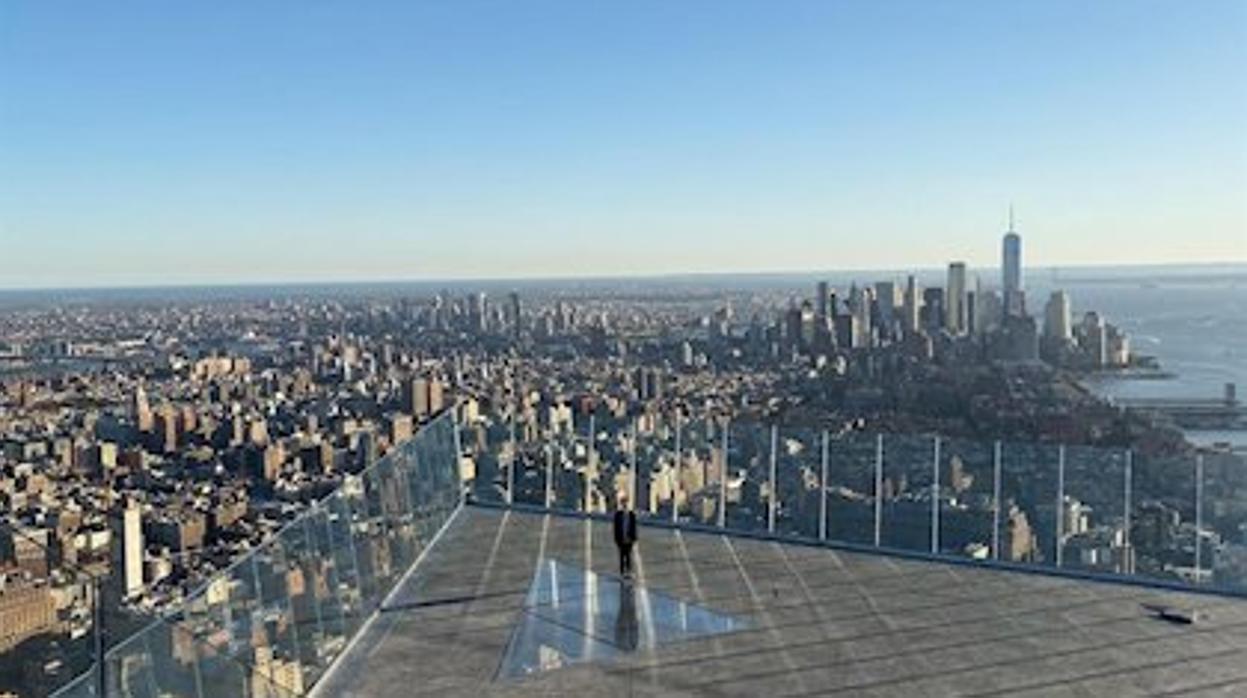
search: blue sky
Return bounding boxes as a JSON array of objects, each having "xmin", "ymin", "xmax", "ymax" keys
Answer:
[{"xmin": 1, "ymin": 1, "xmax": 1244, "ymax": 288}]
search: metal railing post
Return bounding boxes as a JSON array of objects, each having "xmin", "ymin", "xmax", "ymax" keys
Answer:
[
  {"xmin": 1124, "ymin": 449, "xmax": 1133, "ymax": 575},
  {"xmin": 587, "ymin": 412, "xmax": 596, "ymax": 513},
  {"xmin": 768, "ymin": 423, "xmax": 778, "ymax": 534},
  {"xmin": 874, "ymin": 434, "xmax": 883, "ymax": 547},
  {"xmin": 931, "ymin": 436, "xmax": 941, "ymax": 554},
  {"xmin": 819, "ymin": 430, "xmax": 829, "ymax": 542},
  {"xmin": 1056, "ymin": 445, "xmax": 1066, "ymax": 568},
  {"xmin": 507, "ymin": 409, "xmax": 517, "ymax": 505},
  {"xmin": 451, "ymin": 411, "xmax": 466, "ymax": 505},
  {"xmin": 630, "ymin": 416, "xmax": 639, "ymax": 512},
  {"xmin": 94, "ymin": 575, "xmax": 106, "ymax": 698},
  {"xmin": 718, "ymin": 418, "xmax": 728, "ymax": 528},
  {"xmin": 1195, "ymin": 453, "xmax": 1205, "ymax": 583},
  {"xmin": 673, "ymin": 410, "xmax": 682, "ymax": 524},
  {"xmin": 545, "ymin": 443, "xmax": 554, "ymax": 509},
  {"xmin": 993, "ymin": 440, "xmax": 1002, "ymax": 561}
]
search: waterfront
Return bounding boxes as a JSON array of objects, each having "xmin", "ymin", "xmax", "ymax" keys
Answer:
[{"xmin": 1052, "ymin": 272, "xmax": 1247, "ymax": 449}]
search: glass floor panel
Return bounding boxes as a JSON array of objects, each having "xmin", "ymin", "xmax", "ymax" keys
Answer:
[{"xmin": 498, "ymin": 559, "xmax": 747, "ymax": 679}]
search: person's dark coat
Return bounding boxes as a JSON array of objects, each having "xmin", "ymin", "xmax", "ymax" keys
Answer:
[{"xmin": 614, "ymin": 509, "xmax": 638, "ymax": 547}]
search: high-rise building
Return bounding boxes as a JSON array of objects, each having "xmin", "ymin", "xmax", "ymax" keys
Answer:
[
  {"xmin": 388, "ymin": 413, "xmax": 414, "ymax": 445},
  {"xmin": 406, "ymin": 377, "xmax": 430, "ymax": 418},
  {"xmin": 428, "ymin": 377, "xmax": 445, "ymax": 414},
  {"xmin": 798, "ymin": 301, "xmax": 817, "ymax": 349},
  {"xmin": 156, "ymin": 403, "xmax": 179, "ymax": 453},
  {"xmin": 902, "ymin": 275, "xmax": 921, "ymax": 334},
  {"xmin": 1081, "ymin": 312, "xmax": 1108, "ymax": 367},
  {"xmin": 848, "ymin": 284, "xmax": 872, "ymax": 348},
  {"xmin": 874, "ymin": 281, "xmax": 897, "ymax": 336},
  {"xmin": 922, "ymin": 287, "xmax": 944, "ymax": 333},
  {"xmin": 816, "ymin": 281, "xmax": 830, "ymax": 323},
  {"xmin": 1044, "ymin": 291, "xmax": 1072, "ymax": 341},
  {"xmin": 1003, "ymin": 207, "xmax": 1023, "ymax": 317},
  {"xmin": 134, "ymin": 385, "xmax": 153, "ymax": 432},
  {"xmin": 123, "ymin": 503, "xmax": 144, "ymax": 598},
  {"xmin": 0, "ymin": 583, "xmax": 57, "ymax": 654},
  {"xmin": 976, "ymin": 289, "xmax": 1003, "ymax": 336},
  {"xmin": 469, "ymin": 292, "xmax": 488, "ymax": 332},
  {"xmin": 508, "ymin": 292, "xmax": 522, "ymax": 339},
  {"xmin": 945, "ymin": 262, "xmax": 968, "ymax": 335}
]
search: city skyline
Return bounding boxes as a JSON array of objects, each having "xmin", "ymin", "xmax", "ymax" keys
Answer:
[
  {"xmin": 3, "ymin": 3, "xmax": 1247, "ymax": 696},
  {"xmin": 2, "ymin": 1, "xmax": 1245, "ymax": 288}
]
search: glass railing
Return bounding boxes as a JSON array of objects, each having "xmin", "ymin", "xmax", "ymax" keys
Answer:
[
  {"xmin": 460, "ymin": 405, "xmax": 1247, "ymax": 596},
  {"xmin": 41, "ymin": 409, "xmax": 462, "ymax": 698}
]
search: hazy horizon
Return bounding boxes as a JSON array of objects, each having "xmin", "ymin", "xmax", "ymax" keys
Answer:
[{"xmin": 1, "ymin": 260, "xmax": 1243, "ymax": 297}]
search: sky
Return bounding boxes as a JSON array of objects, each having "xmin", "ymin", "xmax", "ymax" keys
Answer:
[{"xmin": 1, "ymin": 1, "xmax": 1245, "ymax": 289}]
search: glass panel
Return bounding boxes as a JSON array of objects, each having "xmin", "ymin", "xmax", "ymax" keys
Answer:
[
  {"xmin": 269, "ymin": 517, "xmax": 333, "ymax": 687},
  {"xmin": 726, "ymin": 419, "xmax": 771, "ymax": 534},
  {"xmin": 343, "ymin": 472, "xmax": 384, "ymax": 612},
  {"xmin": 322, "ymin": 493, "xmax": 367, "ymax": 639},
  {"xmin": 633, "ymin": 410, "xmax": 678, "ymax": 523},
  {"xmin": 248, "ymin": 547, "xmax": 304, "ymax": 695},
  {"xmin": 1061, "ymin": 445, "xmax": 1130, "ymax": 575},
  {"xmin": 678, "ymin": 416, "xmax": 722, "ymax": 527},
  {"xmin": 104, "ymin": 618, "xmax": 305, "ymax": 698},
  {"xmin": 546, "ymin": 425, "xmax": 578, "ymax": 514},
  {"xmin": 775, "ymin": 426, "xmax": 822, "ymax": 539},
  {"xmin": 935, "ymin": 437, "xmax": 997, "ymax": 560},
  {"xmin": 999, "ymin": 440, "xmax": 1058, "ymax": 566},
  {"xmin": 206, "ymin": 552, "xmax": 264, "ymax": 668},
  {"xmin": 462, "ymin": 402, "xmax": 511, "ymax": 504},
  {"xmin": 105, "ymin": 622, "xmax": 197, "ymax": 698},
  {"xmin": 103, "ymin": 626, "xmax": 160, "ymax": 698},
  {"xmin": 880, "ymin": 434, "xmax": 934, "ymax": 552},
  {"xmin": 300, "ymin": 507, "xmax": 350, "ymax": 678},
  {"xmin": 509, "ymin": 410, "xmax": 547, "ymax": 508},
  {"xmin": 826, "ymin": 432, "xmax": 878, "ymax": 546},
  {"xmin": 1131, "ymin": 451, "xmax": 1198, "ymax": 584},
  {"xmin": 589, "ymin": 410, "xmax": 632, "ymax": 516},
  {"xmin": 1201, "ymin": 449, "xmax": 1247, "ymax": 592}
]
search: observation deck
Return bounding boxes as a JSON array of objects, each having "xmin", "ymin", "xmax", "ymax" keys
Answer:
[{"xmin": 32, "ymin": 409, "xmax": 1247, "ymax": 697}]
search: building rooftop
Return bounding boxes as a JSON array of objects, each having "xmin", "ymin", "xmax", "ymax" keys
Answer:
[{"xmin": 313, "ymin": 506, "xmax": 1247, "ymax": 697}]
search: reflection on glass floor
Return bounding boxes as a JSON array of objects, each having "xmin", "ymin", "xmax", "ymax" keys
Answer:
[{"xmin": 497, "ymin": 559, "xmax": 747, "ymax": 679}]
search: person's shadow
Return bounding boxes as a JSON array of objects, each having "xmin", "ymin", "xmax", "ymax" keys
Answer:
[{"xmin": 614, "ymin": 578, "xmax": 640, "ymax": 652}]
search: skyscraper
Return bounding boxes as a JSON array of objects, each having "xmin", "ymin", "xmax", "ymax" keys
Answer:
[
  {"xmin": 469, "ymin": 292, "xmax": 488, "ymax": 332},
  {"xmin": 1044, "ymin": 291, "xmax": 1072, "ymax": 341},
  {"xmin": 1002, "ymin": 207, "xmax": 1023, "ymax": 317},
  {"xmin": 122, "ymin": 503, "xmax": 144, "ymax": 598},
  {"xmin": 508, "ymin": 292, "xmax": 522, "ymax": 339},
  {"xmin": 922, "ymin": 287, "xmax": 944, "ymax": 333},
  {"xmin": 903, "ymin": 275, "xmax": 921, "ymax": 334},
  {"xmin": 134, "ymin": 385, "xmax": 153, "ymax": 433},
  {"xmin": 874, "ymin": 281, "xmax": 897, "ymax": 337},
  {"xmin": 848, "ymin": 284, "xmax": 872, "ymax": 347},
  {"xmin": 945, "ymin": 262, "xmax": 968, "ymax": 335},
  {"xmin": 815, "ymin": 281, "xmax": 830, "ymax": 324}
]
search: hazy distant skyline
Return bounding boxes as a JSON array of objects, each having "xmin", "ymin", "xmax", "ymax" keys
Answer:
[{"xmin": 2, "ymin": 1, "xmax": 1245, "ymax": 289}]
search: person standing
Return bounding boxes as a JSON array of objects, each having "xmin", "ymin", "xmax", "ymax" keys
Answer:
[{"xmin": 614, "ymin": 495, "xmax": 638, "ymax": 578}]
